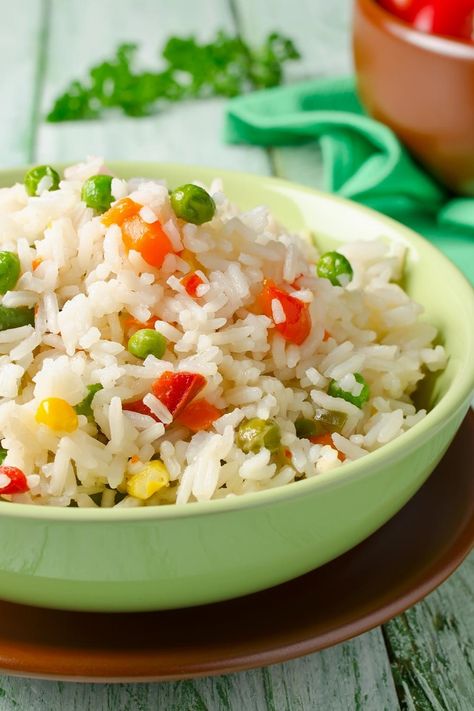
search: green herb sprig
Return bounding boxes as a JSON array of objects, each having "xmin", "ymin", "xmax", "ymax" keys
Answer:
[{"xmin": 47, "ymin": 31, "xmax": 300, "ymax": 122}]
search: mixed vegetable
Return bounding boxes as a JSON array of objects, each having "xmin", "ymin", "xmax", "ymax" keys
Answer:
[
  {"xmin": 328, "ymin": 373, "xmax": 370, "ymax": 409},
  {"xmin": 0, "ymin": 466, "xmax": 30, "ymax": 495},
  {"xmin": 170, "ymin": 184, "xmax": 216, "ymax": 225},
  {"xmin": 0, "ymin": 165, "xmax": 364, "ymax": 502},
  {"xmin": 103, "ymin": 197, "xmax": 175, "ymax": 268},
  {"xmin": 259, "ymin": 279, "xmax": 311, "ymax": 345},
  {"xmin": 127, "ymin": 329, "xmax": 167, "ymax": 360},
  {"xmin": 35, "ymin": 398, "xmax": 79, "ymax": 432},
  {"xmin": 24, "ymin": 165, "xmax": 60, "ymax": 197},
  {"xmin": 237, "ymin": 418, "xmax": 282, "ymax": 454},
  {"xmin": 0, "ymin": 252, "xmax": 21, "ymax": 294},
  {"xmin": 126, "ymin": 461, "xmax": 169, "ymax": 500},
  {"xmin": 81, "ymin": 174, "xmax": 114, "ymax": 212},
  {"xmin": 317, "ymin": 251, "xmax": 353, "ymax": 287},
  {"xmin": 181, "ymin": 271, "xmax": 205, "ymax": 297},
  {"xmin": 0, "ymin": 305, "xmax": 34, "ymax": 331},
  {"xmin": 74, "ymin": 384, "xmax": 103, "ymax": 419}
]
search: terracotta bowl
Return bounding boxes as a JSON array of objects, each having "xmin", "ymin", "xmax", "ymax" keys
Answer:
[{"xmin": 353, "ymin": 0, "xmax": 474, "ymax": 195}]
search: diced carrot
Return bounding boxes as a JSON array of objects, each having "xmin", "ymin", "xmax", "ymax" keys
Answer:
[
  {"xmin": 175, "ymin": 399, "xmax": 222, "ymax": 432},
  {"xmin": 121, "ymin": 214, "xmax": 174, "ymax": 268},
  {"xmin": 102, "ymin": 197, "xmax": 140, "ymax": 227},
  {"xmin": 32, "ymin": 257, "xmax": 43, "ymax": 271},
  {"xmin": 123, "ymin": 314, "xmax": 157, "ymax": 335},
  {"xmin": 259, "ymin": 279, "xmax": 311, "ymax": 345},
  {"xmin": 323, "ymin": 330, "xmax": 331, "ymax": 342},
  {"xmin": 309, "ymin": 433, "xmax": 345, "ymax": 461},
  {"xmin": 181, "ymin": 272, "xmax": 204, "ymax": 297},
  {"xmin": 151, "ymin": 371, "xmax": 206, "ymax": 418},
  {"xmin": 103, "ymin": 198, "xmax": 175, "ymax": 268}
]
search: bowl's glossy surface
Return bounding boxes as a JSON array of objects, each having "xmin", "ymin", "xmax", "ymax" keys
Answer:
[
  {"xmin": 0, "ymin": 162, "xmax": 473, "ymax": 612},
  {"xmin": 353, "ymin": 0, "xmax": 474, "ymax": 195}
]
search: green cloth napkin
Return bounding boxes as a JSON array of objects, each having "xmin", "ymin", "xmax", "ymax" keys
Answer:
[{"xmin": 225, "ymin": 76, "xmax": 474, "ymax": 284}]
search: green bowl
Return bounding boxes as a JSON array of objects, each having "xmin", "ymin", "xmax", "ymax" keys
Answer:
[{"xmin": 0, "ymin": 163, "xmax": 473, "ymax": 612}]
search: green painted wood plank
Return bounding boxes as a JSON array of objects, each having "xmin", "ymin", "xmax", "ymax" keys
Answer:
[
  {"xmin": 0, "ymin": 629, "xmax": 398, "ymax": 711},
  {"xmin": 384, "ymin": 551, "xmax": 474, "ymax": 711},
  {"xmin": 233, "ymin": 0, "xmax": 353, "ymax": 188},
  {"xmin": 260, "ymin": 630, "xmax": 399, "ymax": 711},
  {"xmin": 35, "ymin": 0, "xmax": 270, "ymax": 175},
  {"xmin": 0, "ymin": 0, "xmax": 46, "ymax": 165},
  {"xmin": 233, "ymin": 0, "xmax": 353, "ymax": 80}
]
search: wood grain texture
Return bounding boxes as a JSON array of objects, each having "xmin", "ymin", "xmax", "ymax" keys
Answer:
[
  {"xmin": 0, "ymin": 0, "xmax": 46, "ymax": 165},
  {"xmin": 35, "ymin": 0, "xmax": 270, "ymax": 174},
  {"xmin": 384, "ymin": 553, "xmax": 474, "ymax": 711},
  {"xmin": 233, "ymin": 0, "xmax": 353, "ymax": 190},
  {"xmin": 232, "ymin": 0, "xmax": 353, "ymax": 80}
]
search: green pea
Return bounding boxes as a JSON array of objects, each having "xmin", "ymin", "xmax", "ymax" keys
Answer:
[
  {"xmin": 237, "ymin": 418, "xmax": 281, "ymax": 454},
  {"xmin": 295, "ymin": 409, "xmax": 347, "ymax": 440},
  {"xmin": 170, "ymin": 184, "xmax": 216, "ymax": 225},
  {"xmin": 127, "ymin": 329, "xmax": 167, "ymax": 360},
  {"xmin": 314, "ymin": 408, "xmax": 347, "ymax": 433},
  {"xmin": 0, "ymin": 305, "xmax": 34, "ymax": 331},
  {"xmin": 317, "ymin": 251, "xmax": 353, "ymax": 287},
  {"xmin": 295, "ymin": 417, "xmax": 318, "ymax": 439},
  {"xmin": 75, "ymin": 383, "xmax": 103, "ymax": 419},
  {"xmin": 81, "ymin": 174, "xmax": 114, "ymax": 213},
  {"xmin": 328, "ymin": 373, "xmax": 370, "ymax": 409},
  {"xmin": 0, "ymin": 448, "xmax": 7, "ymax": 465},
  {"xmin": 24, "ymin": 165, "xmax": 60, "ymax": 197},
  {"xmin": 0, "ymin": 252, "xmax": 21, "ymax": 294}
]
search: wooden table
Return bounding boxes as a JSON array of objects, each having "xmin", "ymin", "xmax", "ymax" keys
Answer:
[{"xmin": 0, "ymin": 1, "xmax": 473, "ymax": 708}]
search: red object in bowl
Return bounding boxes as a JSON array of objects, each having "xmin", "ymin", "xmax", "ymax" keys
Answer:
[
  {"xmin": 379, "ymin": 0, "xmax": 474, "ymax": 42},
  {"xmin": 353, "ymin": 0, "xmax": 474, "ymax": 195}
]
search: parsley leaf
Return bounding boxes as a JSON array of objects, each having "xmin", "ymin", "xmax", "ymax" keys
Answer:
[{"xmin": 46, "ymin": 31, "xmax": 300, "ymax": 122}]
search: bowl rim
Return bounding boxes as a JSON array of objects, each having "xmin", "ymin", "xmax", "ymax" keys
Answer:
[
  {"xmin": 356, "ymin": 0, "xmax": 474, "ymax": 60},
  {"xmin": 0, "ymin": 161, "xmax": 473, "ymax": 522}
]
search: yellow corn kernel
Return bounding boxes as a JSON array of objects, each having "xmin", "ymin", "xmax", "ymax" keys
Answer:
[
  {"xmin": 126, "ymin": 461, "xmax": 170, "ymax": 500},
  {"xmin": 35, "ymin": 397, "xmax": 78, "ymax": 432},
  {"xmin": 180, "ymin": 248, "xmax": 201, "ymax": 272}
]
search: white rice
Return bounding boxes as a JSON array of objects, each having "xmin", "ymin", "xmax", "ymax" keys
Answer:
[{"xmin": 0, "ymin": 158, "xmax": 447, "ymax": 507}]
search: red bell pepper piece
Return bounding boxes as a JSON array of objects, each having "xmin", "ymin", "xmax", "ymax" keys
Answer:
[
  {"xmin": 175, "ymin": 399, "xmax": 222, "ymax": 432},
  {"xmin": 259, "ymin": 279, "xmax": 311, "ymax": 345},
  {"xmin": 181, "ymin": 272, "xmax": 205, "ymax": 297},
  {"xmin": 123, "ymin": 398, "xmax": 159, "ymax": 421},
  {"xmin": 124, "ymin": 371, "xmax": 206, "ymax": 424},
  {"xmin": 152, "ymin": 371, "xmax": 206, "ymax": 418},
  {"xmin": 0, "ymin": 466, "xmax": 29, "ymax": 495},
  {"xmin": 309, "ymin": 433, "xmax": 346, "ymax": 462}
]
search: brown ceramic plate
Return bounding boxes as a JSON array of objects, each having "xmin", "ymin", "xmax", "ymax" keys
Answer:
[{"xmin": 0, "ymin": 412, "xmax": 473, "ymax": 682}]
